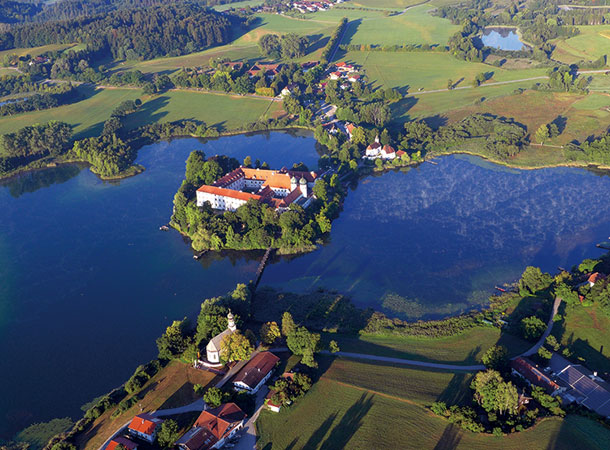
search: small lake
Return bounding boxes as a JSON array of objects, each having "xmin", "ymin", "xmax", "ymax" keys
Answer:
[
  {"xmin": 481, "ymin": 27, "xmax": 525, "ymax": 51},
  {"xmin": 1, "ymin": 133, "xmax": 609, "ymax": 437}
]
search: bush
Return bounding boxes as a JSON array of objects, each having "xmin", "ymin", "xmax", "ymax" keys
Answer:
[{"xmin": 520, "ymin": 316, "xmax": 546, "ymax": 341}]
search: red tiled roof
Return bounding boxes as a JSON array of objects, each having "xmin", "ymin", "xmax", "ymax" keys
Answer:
[
  {"xmin": 194, "ymin": 403, "xmax": 246, "ymax": 441},
  {"xmin": 233, "ymin": 352, "xmax": 280, "ymax": 389},
  {"xmin": 197, "ymin": 185, "xmax": 261, "ymax": 202},
  {"xmin": 128, "ymin": 414, "xmax": 163, "ymax": 437},
  {"xmin": 367, "ymin": 142, "xmax": 381, "ymax": 150},
  {"xmin": 382, "ymin": 145, "xmax": 395, "ymax": 154},
  {"xmin": 588, "ymin": 272, "xmax": 606, "ymax": 284},
  {"xmin": 107, "ymin": 436, "xmax": 138, "ymax": 450},
  {"xmin": 511, "ymin": 357, "xmax": 559, "ymax": 393},
  {"xmin": 176, "ymin": 427, "xmax": 217, "ymax": 450},
  {"xmin": 335, "ymin": 62, "xmax": 346, "ymax": 67},
  {"xmin": 396, "ymin": 150, "xmax": 406, "ymax": 157}
]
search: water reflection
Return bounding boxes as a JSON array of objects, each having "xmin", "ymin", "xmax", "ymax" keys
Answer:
[{"xmin": 481, "ymin": 27, "xmax": 525, "ymax": 51}]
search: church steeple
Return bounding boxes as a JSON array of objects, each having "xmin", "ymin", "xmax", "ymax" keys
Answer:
[{"xmin": 227, "ymin": 310, "xmax": 237, "ymax": 332}]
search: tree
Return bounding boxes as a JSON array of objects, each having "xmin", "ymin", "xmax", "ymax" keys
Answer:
[
  {"xmin": 156, "ymin": 419, "xmax": 180, "ymax": 448},
  {"xmin": 520, "ymin": 316, "xmax": 546, "ymax": 341},
  {"xmin": 260, "ymin": 321, "xmax": 281, "ymax": 345},
  {"xmin": 329, "ymin": 340, "xmax": 340, "ymax": 353},
  {"xmin": 243, "ymin": 155, "xmax": 252, "ymax": 167},
  {"xmin": 519, "ymin": 266, "xmax": 553, "ymax": 295},
  {"xmin": 156, "ymin": 318, "xmax": 190, "ymax": 360},
  {"xmin": 471, "ymin": 369, "xmax": 518, "ymax": 416},
  {"xmin": 482, "ymin": 345, "xmax": 508, "ymax": 371},
  {"xmin": 204, "ymin": 387, "xmax": 228, "ymax": 408},
  {"xmin": 535, "ymin": 124, "xmax": 550, "ymax": 143},
  {"xmin": 259, "ymin": 34, "xmax": 281, "ymax": 58},
  {"xmin": 286, "ymin": 326, "xmax": 320, "ymax": 359},
  {"xmin": 220, "ymin": 330, "xmax": 254, "ymax": 362},
  {"xmin": 447, "ymin": 79, "xmax": 453, "ymax": 89},
  {"xmin": 281, "ymin": 311, "xmax": 296, "ymax": 337}
]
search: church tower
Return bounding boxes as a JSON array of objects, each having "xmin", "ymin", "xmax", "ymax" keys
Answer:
[{"xmin": 227, "ymin": 310, "xmax": 237, "ymax": 332}]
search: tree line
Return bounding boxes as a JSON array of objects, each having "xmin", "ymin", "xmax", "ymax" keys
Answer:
[
  {"xmin": 0, "ymin": 4, "xmax": 231, "ymax": 61},
  {"xmin": 0, "ymin": 83, "xmax": 78, "ymax": 116}
]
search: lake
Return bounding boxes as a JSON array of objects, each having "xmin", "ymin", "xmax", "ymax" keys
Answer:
[
  {"xmin": 1, "ymin": 133, "xmax": 609, "ymax": 438},
  {"xmin": 481, "ymin": 27, "xmax": 525, "ymax": 51}
]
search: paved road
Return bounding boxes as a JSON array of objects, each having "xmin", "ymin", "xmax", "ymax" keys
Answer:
[
  {"xmin": 231, "ymin": 386, "xmax": 269, "ymax": 450},
  {"xmin": 520, "ymin": 296, "xmax": 562, "ymax": 357}
]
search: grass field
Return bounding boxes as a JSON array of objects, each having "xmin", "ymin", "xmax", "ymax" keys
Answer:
[
  {"xmin": 552, "ymin": 26, "xmax": 610, "ymax": 65},
  {"xmin": 338, "ymin": 50, "xmax": 547, "ymax": 92},
  {"xmin": 257, "ymin": 356, "xmax": 610, "ymax": 449},
  {"xmin": 213, "ymin": 0, "xmax": 263, "ymax": 11},
  {"xmin": 0, "ymin": 44, "xmax": 77, "ymax": 60},
  {"xmin": 76, "ymin": 361, "xmax": 218, "ymax": 450},
  {"xmin": 554, "ymin": 303, "xmax": 610, "ymax": 373},
  {"xmin": 588, "ymin": 73, "xmax": 610, "ymax": 93},
  {"xmin": 0, "ymin": 86, "xmax": 282, "ymax": 137},
  {"xmin": 340, "ymin": 5, "xmax": 460, "ymax": 46},
  {"xmin": 349, "ymin": 0, "xmax": 424, "ymax": 10},
  {"xmin": 324, "ymin": 327, "xmax": 531, "ymax": 365},
  {"xmin": 0, "ymin": 68, "xmax": 19, "ymax": 76}
]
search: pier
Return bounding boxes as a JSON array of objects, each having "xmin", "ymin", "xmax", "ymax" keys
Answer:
[{"xmin": 253, "ymin": 247, "xmax": 274, "ymax": 289}]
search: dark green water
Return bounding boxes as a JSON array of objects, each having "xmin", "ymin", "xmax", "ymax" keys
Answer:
[{"xmin": 1, "ymin": 133, "xmax": 609, "ymax": 438}]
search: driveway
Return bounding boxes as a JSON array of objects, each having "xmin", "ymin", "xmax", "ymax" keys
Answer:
[{"xmin": 231, "ymin": 386, "xmax": 269, "ymax": 450}]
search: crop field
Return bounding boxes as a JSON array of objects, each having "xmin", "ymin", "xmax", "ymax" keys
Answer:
[
  {"xmin": 0, "ymin": 87, "xmax": 282, "ymax": 138},
  {"xmin": 76, "ymin": 361, "xmax": 218, "ymax": 450},
  {"xmin": 552, "ymin": 26, "xmax": 610, "ymax": 65},
  {"xmin": 340, "ymin": 5, "xmax": 460, "ymax": 46},
  {"xmin": 554, "ymin": 303, "xmax": 610, "ymax": 373},
  {"xmin": 338, "ymin": 50, "xmax": 547, "ymax": 92},
  {"xmin": 257, "ymin": 357, "xmax": 610, "ymax": 450},
  {"xmin": 325, "ymin": 327, "xmax": 531, "ymax": 364}
]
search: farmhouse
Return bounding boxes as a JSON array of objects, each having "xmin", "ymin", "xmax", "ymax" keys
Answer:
[
  {"xmin": 196, "ymin": 167, "xmax": 319, "ymax": 212},
  {"xmin": 381, "ymin": 144, "xmax": 396, "ymax": 159},
  {"xmin": 550, "ymin": 353, "xmax": 610, "ymax": 417},
  {"xmin": 127, "ymin": 414, "xmax": 164, "ymax": 443},
  {"xmin": 247, "ymin": 63, "xmax": 282, "ymax": 79},
  {"xmin": 232, "ymin": 351, "xmax": 280, "ymax": 393},
  {"xmin": 177, "ymin": 403, "xmax": 247, "ymax": 450},
  {"xmin": 329, "ymin": 71, "xmax": 342, "ymax": 80},
  {"xmin": 365, "ymin": 137, "xmax": 382, "ymax": 158},
  {"xmin": 511, "ymin": 357, "xmax": 560, "ymax": 394}
]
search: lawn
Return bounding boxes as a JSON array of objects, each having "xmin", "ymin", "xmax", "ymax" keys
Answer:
[
  {"xmin": 256, "ymin": 357, "xmax": 610, "ymax": 449},
  {"xmin": 76, "ymin": 361, "xmax": 218, "ymax": 450},
  {"xmin": 325, "ymin": 327, "xmax": 531, "ymax": 365},
  {"xmin": 552, "ymin": 25, "xmax": 610, "ymax": 65},
  {"xmin": 213, "ymin": 0, "xmax": 263, "ymax": 11},
  {"xmin": 340, "ymin": 5, "xmax": 460, "ymax": 46},
  {"xmin": 338, "ymin": 50, "xmax": 547, "ymax": 92},
  {"xmin": 588, "ymin": 73, "xmax": 610, "ymax": 93},
  {"xmin": 0, "ymin": 87, "xmax": 283, "ymax": 138},
  {"xmin": 554, "ymin": 303, "xmax": 610, "ymax": 373}
]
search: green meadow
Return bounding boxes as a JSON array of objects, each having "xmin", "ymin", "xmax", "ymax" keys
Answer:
[
  {"xmin": 552, "ymin": 25, "xmax": 610, "ymax": 64},
  {"xmin": 256, "ymin": 357, "xmax": 610, "ymax": 450},
  {"xmin": 213, "ymin": 0, "xmax": 263, "ymax": 11},
  {"xmin": 341, "ymin": 5, "xmax": 460, "ymax": 46},
  {"xmin": 0, "ymin": 43, "xmax": 77, "ymax": 60},
  {"xmin": 0, "ymin": 86, "xmax": 282, "ymax": 138}
]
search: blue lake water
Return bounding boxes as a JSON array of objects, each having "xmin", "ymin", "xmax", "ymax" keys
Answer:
[
  {"xmin": 481, "ymin": 28, "xmax": 525, "ymax": 51},
  {"xmin": 1, "ymin": 133, "xmax": 609, "ymax": 437}
]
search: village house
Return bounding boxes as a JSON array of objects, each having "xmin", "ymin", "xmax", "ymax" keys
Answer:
[
  {"xmin": 107, "ymin": 436, "xmax": 138, "ymax": 450},
  {"xmin": 345, "ymin": 122, "xmax": 355, "ymax": 140},
  {"xmin": 127, "ymin": 414, "xmax": 164, "ymax": 444},
  {"xmin": 380, "ymin": 144, "xmax": 396, "ymax": 159},
  {"xmin": 196, "ymin": 167, "xmax": 319, "ymax": 212},
  {"xmin": 247, "ymin": 63, "xmax": 282, "ymax": 79},
  {"xmin": 232, "ymin": 351, "xmax": 280, "ymax": 393},
  {"xmin": 176, "ymin": 403, "xmax": 247, "ymax": 450},
  {"xmin": 329, "ymin": 71, "xmax": 342, "ymax": 80},
  {"xmin": 301, "ymin": 61, "xmax": 319, "ymax": 72},
  {"xmin": 365, "ymin": 137, "xmax": 382, "ymax": 158},
  {"xmin": 588, "ymin": 272, "xmax": 607, "ymax": 287},
  {"xmin": 348, "ymin": 74, "xmax": 361, "ymax": 83}
]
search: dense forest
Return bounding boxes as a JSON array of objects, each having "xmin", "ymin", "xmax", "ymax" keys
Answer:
[{"xmin": 0, "ymin": 4, "xmax": 231, "ymax": 60}]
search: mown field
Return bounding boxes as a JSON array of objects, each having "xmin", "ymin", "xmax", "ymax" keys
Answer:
[
  {"xmin": 0, "ymin": 43, "xmax": 77, "ymax": 60},
  {"xmin": 257, "ymin": 356, "xmax": 610, "ymax": 449},
  {"xmin": 349, "ymin": 0, "xmax": 425, "ymax": 10},
  {"xmin": 0, "ymin": 86, "xmax": 282, "ymax": 138},
  {"xmin": 324, "ymin": 327, "xmax": 531, "ymax": 365},
  {"xmin": 76, "ymin": 361, "xmax": 218, "ymax": 450},
  {"xmin": 213, "ymin": 0, "xmax": 263, "ymax": 11},
  {"xmin": 339, "ymin": 5, "xmax": 460, "ymax": 46},
  {"xmin": 552, "ymin": 25, "xmax": 610, "ymax": 65}
]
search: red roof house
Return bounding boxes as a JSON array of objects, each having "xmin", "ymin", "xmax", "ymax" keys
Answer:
[
  {"xmin": 232, "ymin": 352, "xmax": 280, "ymax": 393},
  {"xmin": 127, "ymin": 414, "xmax": 164, "ymax": 443},
  {"xmin": 588, "ymin": 272, "xmax": 607, "ymax": 286},
  {"xmin": 511, "ymin": 357, "xmax": 560, "ymax": 393},
  {"xmin": 107, "ymin": 436, "xmax": 138, "ymax": 450}
]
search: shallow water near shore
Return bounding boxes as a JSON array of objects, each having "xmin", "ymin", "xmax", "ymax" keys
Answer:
[{"xmin": 1, "ymin": 132, "xmax": 609, "ymax": 437}]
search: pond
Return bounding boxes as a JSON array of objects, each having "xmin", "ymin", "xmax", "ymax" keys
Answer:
[
  {"xmin": 1, "ymin": 134, "xmax": 609, "ymax": 438},
  {"xmin": 481, "ymin": 27, "xmax": 525, "ymax": 51}
]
